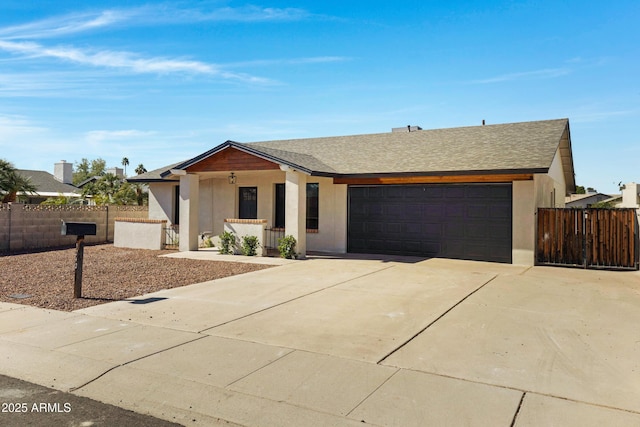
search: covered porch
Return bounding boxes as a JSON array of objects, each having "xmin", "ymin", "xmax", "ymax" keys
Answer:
[{"xmin": 146, "ymin": 145, "xmax": 348, "ymax": 258}]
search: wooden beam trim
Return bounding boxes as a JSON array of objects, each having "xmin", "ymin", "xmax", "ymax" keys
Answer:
[{"xmin": 333, "ymin": 174, "xmax": 533, "ymax": 185}]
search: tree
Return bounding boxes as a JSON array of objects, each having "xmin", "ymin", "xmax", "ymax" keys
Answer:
[
  {"xmin": 0, "ymin": 159, "xmax": 37, "ymax": 203},
  {"xmin": 80, "ymin": 174, "xmax": 147, "ymax": 206},
  {"xmin": 73, "ymin": 158, "xmax": 106, "ymax": 185},
  {"xmin": 135, "ymin": 164, "xmax": 147, "ymax": 175},
  {"xmin": 575, "ymin": 185, "xmax": 586, "ymax": 194},
  {"xmin": 122, "ymin": 157, "xmax": 129, "ymax": 176}
]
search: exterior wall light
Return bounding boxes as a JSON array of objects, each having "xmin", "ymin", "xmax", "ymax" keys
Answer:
[{"xmin": 228, "ymin": 172, "xmax": 237, "ymax": 184}]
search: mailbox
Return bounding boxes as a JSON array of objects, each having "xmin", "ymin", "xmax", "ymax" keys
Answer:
[{"xmin": 61, "ymin": 221, "xmax": 97, "ymax": 236}]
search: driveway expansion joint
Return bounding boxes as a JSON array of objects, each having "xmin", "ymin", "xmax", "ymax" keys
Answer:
[
  {"xmin": 376, "ymin": 274, "xmax": 499, "ymax": 364},
  {"xmin": 198, "ymin": 264, "xmax": 396, "ymax": 334},
  {"xmin": 509, "ymin": 392, "xmax": 526, "ymax": 427}
]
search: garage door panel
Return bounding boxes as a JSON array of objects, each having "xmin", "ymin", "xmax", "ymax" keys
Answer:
[
  {"xmin": 385, "ymin": 222, "xmax": 402, "ymax": 233},
  {"xmin": 348, "ymin": 184, "xmax": 512, "ymax": 263},
  {"xmin": 445, "ymin": 203, "xmax": 465, "ymax": 217},
  {"xmin": 444, "ymin": 223, "xmax": 464, "ymax": 237},
  {"xmin": 365, "ymin": 222, "xmax": 384, "ymax": 233},
  {"xmin": 402, "ymin": 186, "xmax": 421, "ymax": 198},
  {"xmin": 422, "ymin": 223, "xmax": 442, "ymax": 236},
  {"xmin": 465, "ymin": 224, "xmax": 490, "ymax": 239},
  {"xmin": 384, "ymin": 187, "xmax": 403, "ymax": 198},
  {"xmin": 489, "ymin": 204, "xmax": 512, "ymax": 218},
  {"xmin": 404, "ymin": 240, "xmax": 422, "ymax": 252},
  {"xmin": 421, "ymin": 241, "xmax": 442, "ymax": 254},
  {"xmin": 405, "ymin": 223, "xmax": 422, "ymax": 234},
  {"xmin": 384, "ymin": 203, "xmax": 405, "ymax": 217},
  {"xmin": 423, "ymin": 204, "xmax": 444, "ymax": 217},
  {"xmin": 444, "ymin": 186, "xmax": 466, "ymax": 198},
  {"xmin": 423, "ymin": 187, "xmax": 444, "ymax": 198}
]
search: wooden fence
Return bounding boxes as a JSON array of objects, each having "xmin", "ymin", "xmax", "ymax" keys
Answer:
[{"xmin": 537, "ymin": 208, "xmax": 639, "ymax": 270}]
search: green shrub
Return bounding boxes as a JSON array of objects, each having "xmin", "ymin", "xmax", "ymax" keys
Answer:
[
  {"xmin": 202, "ymin": 236, "xmax": 214, "ymax": 248},
  {"xmin": 277, "ymin": 235, "xmax": 297, "ymax": 259},
  {"xmin": 219, "ymin": 231, "xmax": 235, "ymax": 255},
  {"xmin": 241, "ymin": 235, "xmax": 260, "ymax": 256}
]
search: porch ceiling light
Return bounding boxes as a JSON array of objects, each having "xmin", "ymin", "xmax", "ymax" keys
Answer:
[{"xmin": 228, "ymin": 172, "xmax": 237, "ymax": 184}]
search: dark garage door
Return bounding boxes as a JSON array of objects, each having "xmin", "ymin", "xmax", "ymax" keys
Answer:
[{"xmin": 348, "ymin": 184, "xmax": 512, "ymax": 263}]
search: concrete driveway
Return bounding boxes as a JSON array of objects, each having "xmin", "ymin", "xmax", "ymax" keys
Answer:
[{"xmin": 1, "ymin": 255, "xmax": 640, "ymax": 426}]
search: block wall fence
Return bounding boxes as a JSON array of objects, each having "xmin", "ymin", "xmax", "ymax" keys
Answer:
[{"xmin": 0, "ymin": 204, "xmax": 148, "ymax": 252}]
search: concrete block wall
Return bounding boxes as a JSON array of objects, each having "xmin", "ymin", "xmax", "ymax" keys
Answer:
[
  {"xmin": 114, "ymin": 219, "xmax": 166, "ymax": 250},
  {"xmin": 21, "ymin": 205, "xmax": 107, "ymax": 249},
  {"xmin": 223, "ymin": 219, "xmax": 267, "ymax": 256},
  {"xmin": 0, "ymin": 204, "xmax": 149, "ymax": 252}
]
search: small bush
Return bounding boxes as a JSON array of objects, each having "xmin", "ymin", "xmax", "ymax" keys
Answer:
[
  {"xmin": 277, "ymin": 235, "xmax": 297, "ymax": 259},
  {"xmin": 219, "ymin": 231, "xmax": 235, "ymax": 255},
  {"xmin": 241, "ymin": 235, "xmax": 260, "ymax": 256}
]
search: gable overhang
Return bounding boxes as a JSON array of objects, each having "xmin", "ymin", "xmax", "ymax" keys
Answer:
[{"xmin": 160, "ymin": 141, "xmax": 313, "ymax": 179}]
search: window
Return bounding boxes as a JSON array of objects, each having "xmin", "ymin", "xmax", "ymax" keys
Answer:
[
  {"xmin": 274, "ymin": 183, "xmax": 319, "ymax": 231},
  {"xmin": 306, "ymin": 183, "xmax": 319, "ymax": 230},
  {"xmin": 239, "ymin": 187, "xmax": 258, "ymax": 219},
  {"xmin": 173, "ymin": 185, "xmax": 180, "ymax": 225},
  {"xmin": 274, "ymin": 183, "xmax": 286, "ymax": 228}
]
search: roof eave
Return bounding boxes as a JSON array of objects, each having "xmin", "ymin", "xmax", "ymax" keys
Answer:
[
  {"xmin": 162, "ymin": 140, "xmax": 314, "ymax": 177},
  {"xmin": 330, "ymin": 168, "xmax": 549, "ymax": 180}
]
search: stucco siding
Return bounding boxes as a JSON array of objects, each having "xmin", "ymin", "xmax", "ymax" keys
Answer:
[
  {"xmin": 170, "ymin": 172, "xmax": 348, "ymax": 253},
  {"xmin": 547, "ymin": 148, "xmax": 567, "ymax": 205},
  {"xmin": 149, "ymin": 182, "xmax": 175, "ymax": 223},
  {"xmin": 512, "ymin": 180, "xmax": 535, "ymax": 265}
]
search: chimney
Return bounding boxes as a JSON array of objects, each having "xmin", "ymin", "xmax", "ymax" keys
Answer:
[
  {"xmin": 106, "ymin": 167, "xmax": 124, "ymax": 178},
  {"xmin": 54, "ymin": 160, "xmax": 73, "ymax": 184},
  {"xmin": 482, "ymin": 120, "xmax": 485, "ymax": 126}
]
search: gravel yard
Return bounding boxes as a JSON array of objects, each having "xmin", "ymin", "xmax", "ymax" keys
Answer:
[{"xmin": 0, "ymin": 244, "xmax": 273, "ymax": 311}]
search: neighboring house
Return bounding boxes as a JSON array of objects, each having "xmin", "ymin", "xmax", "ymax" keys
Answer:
[
  {"xmin": 618, "ymin": 182, "xmax": 640, "ymax": 208},
  {"xmin": 16, "ymin": 161, "xmax": 80, "ymax": 204},
  {"xmin": 77, "ymin": 167, "xmax": 126, "ymax": 189},
  {"xmin": 129, "ymin": 118, "xmax": 576, "ymax": 265},
  {"xmin": 565, "ymin": 192, "xmax": 613, "ymax": 208}
]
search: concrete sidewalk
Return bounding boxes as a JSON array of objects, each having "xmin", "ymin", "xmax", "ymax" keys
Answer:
[{"xmin": 1, "ymin": 257, "xmax": 640, "ymax": 426}]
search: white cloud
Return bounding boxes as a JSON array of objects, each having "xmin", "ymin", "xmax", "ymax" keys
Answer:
[
  {"xmin": 0, "ymin": 5, "xmax": 312, "ymax": 41},
  {"xmin": 225, "ymin": 56, "xmax": 350, "ymax": 68},
  {"xmin": 470, "ymin": 68, "xmax": 571, "ymax": 84},
  {"xmin": 0, "ymin": 114, "xmax": 47, "ymax": 142},
  {"xmin": 0, "ymin": 10, "xmax": 132, "ymax": 40},
  {"xmin": 0, "ymin": 40, "xmax": 271, "ymax": 83},
  {"xmin": 85, "ymin": 129, "xmax": 157, "ymax": 144}
]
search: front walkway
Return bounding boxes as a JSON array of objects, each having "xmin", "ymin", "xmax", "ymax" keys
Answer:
[{"xmin": 1, "ymin": 257, "xmax": 639, "ymax": 426}]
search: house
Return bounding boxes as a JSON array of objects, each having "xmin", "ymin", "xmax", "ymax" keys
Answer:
[
  {"xmin": 565, "ymin": 192, "xmax": 613, "ymax": 208},
  {"xmin": 128, "ymin": 118, "xmax": 575, "ymax": 265},
  {"xmin": 618, "ymin": 182, "xmax": 640, "ymax": 208},
  {"xmin": 16, "ymin": 161, "xmax": 81, "ymax": 204}
]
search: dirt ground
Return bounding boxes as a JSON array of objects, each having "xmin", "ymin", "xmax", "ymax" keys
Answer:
[{"xmin": 0, "ymin": 244, "xmax": 272, "ymax": 311}]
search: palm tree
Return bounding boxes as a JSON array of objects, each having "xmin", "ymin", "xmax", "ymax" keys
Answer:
[
  {"xmin": 0, "ymin": 159, "xmax": 37, "ymax": 203},
  {"xmin": 121, "ymin": 157, "xmax": 129, "ymax": 176},
  {"xmin": 135, "ymin": 164, "xmax": 147, "ymax": 175}
]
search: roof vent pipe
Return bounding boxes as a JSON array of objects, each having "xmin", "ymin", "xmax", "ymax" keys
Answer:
[
  {"xmin": 392, "ymin": 125, "xmax": 422, "ymax": 133},
  {"xmin": 482, "ymin": 120, "xmax": 485, "ymax": 126}
]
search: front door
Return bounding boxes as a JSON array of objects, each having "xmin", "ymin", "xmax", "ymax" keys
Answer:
[{"xmin": 239, "ymin": 187, "xmax": 258, "ymax": 219}]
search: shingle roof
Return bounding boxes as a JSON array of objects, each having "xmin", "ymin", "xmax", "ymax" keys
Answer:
[
  {"xmin": 16, "ymin": 170, "xmax": 80, "ymax": 195},
  {"xmin": 246, "ymin": 118, "xmax": 570, "ymax": 175},
  {"xmin": 136, "ymin": 118, "xmax": 573, "ymax": 183},
  {"xmin": 126, "ymin": 161, "xmax": 184, "ymax": 182}
]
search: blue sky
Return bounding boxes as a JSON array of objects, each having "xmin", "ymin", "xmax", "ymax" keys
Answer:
[{"xmin": 0, "ymin": 1, "xmax": 638, "ymax": 194}]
